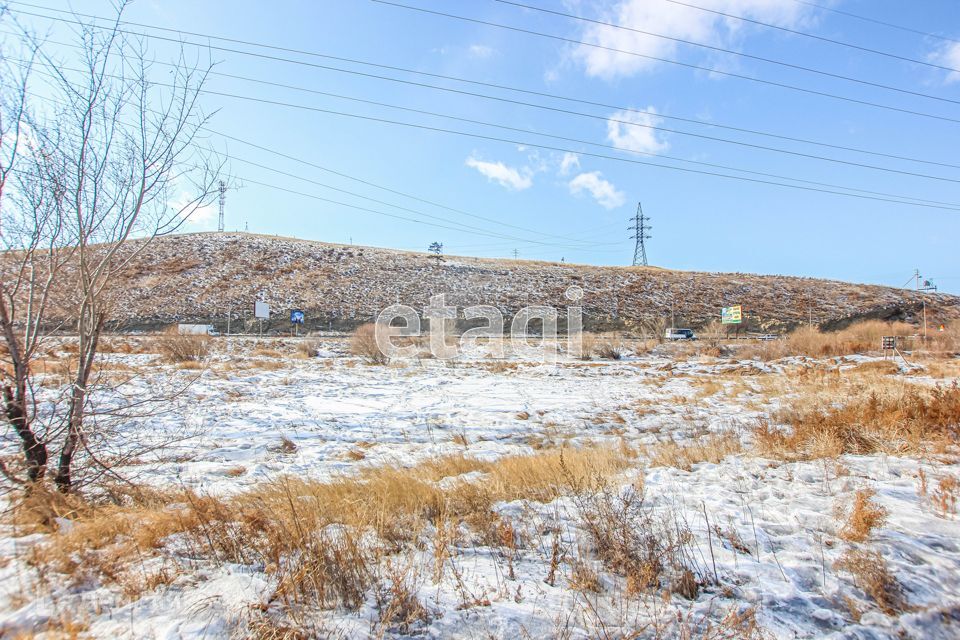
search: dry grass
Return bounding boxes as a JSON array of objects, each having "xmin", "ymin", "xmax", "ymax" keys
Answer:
[
  {"xmin": 155, "ymin": 328, "xmax": 210, "ymax": 363},
  {"xmin": 913, "ymin": 358, "xmax": 960, "ymax": 379},
  {"xmin": 350, "ymin": 323, "xmax": 389, "ymax": 365},
  {"xmin": 754, "ymin": 381, "xmax": 960, "ymax": 459},
  {"xmin": 834, "ymin": 549, "xmax": 907, "ymax": 615},
  {"xmin": 295, "ymin": 339, "xmax": 322, "ymax": 358},
  {"xmin": 836, "ymin": 489, "xmax": 888, "ymax": 543},
  {"xmin": 15, "ymin": 444, "xmax": 633, "ymax": 612},
  {"xmin": 251, "ymin": 348, "xmax": 284, "ymax": 358},
  {"xmin": 932, "ymin": 474, "xmax": 959, "ymax": 518},
  {"xmin": 643, "ymin": 432, "xmax": 743, "ymax": 471},
  {"xmin": 596, "ymin": 337, "xmax": 626, "ymax": 360},
  {"xmin": 272, "ymin": 436, "xmax": 297, "ymax": 455},
  {"xmin": 739, "ymin": 320, "xmax": 916, "ymax": 361},
  {"xmin": 575, "ymin": 485, "xmax": 701, "ymax": 598}
]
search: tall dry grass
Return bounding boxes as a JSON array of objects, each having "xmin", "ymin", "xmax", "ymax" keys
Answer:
[
  {"xmin": 155, "ymin": 328, "xmax": 210, "ymax": 363},
  {"xmin": 644, "ymin": 432, "xmax": 743, "ymax": 471},
  {"xmin": 739, "ymin": 320, "xmax": 916, "ymax": 361},
  {"xmin": 755, "ymin": 381, "xmax": 960, "ymax": 459},
  {"xmin": 16, "ymin": 445, "xmax": 634, "ymax": 611},
  {"xmin": 350, "ymin": 323, "xmax": 388, "ymax": 364}
]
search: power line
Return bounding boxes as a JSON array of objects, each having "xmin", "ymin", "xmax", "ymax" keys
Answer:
[
  {"xmin": 4, "ymin": 75, "xmax": 625, "ymax": 252},
  {"xmin": 149, "ymin": 83, "xmax": 960, "ymax": 208},
  {"xmin": 206, "ymin": 130, "xmax": 618, "ymax": 248},
  {"xmin": 0, "ymin": 55, "xmax": 619, "ymax": 248},
  {"xmin": 233, "ymin": 173, "xmax": 625, "ymax": 253},
  {"xmin": 657, "ymin": 0, "xmax": 960, "ymax": 69},
  {"xmin": 788, "ymin": 0, "xmax": 960, "ymax": 46},
  {"xmin": 9, "ymin": 36, "xmax": 960, "ymax": 183},
  {"xmin": 15, "ymin": 56, "xmax": 960, "ymax": 211},
  {"xmin": 228, "ymin": 155, "xmax": 618, "ymax": 250},
  {"xmin": 194, "ymin": 89, "xmax": 960, "ymax": 209},
  {"xmin": 168, "ymin": 60, "xmax": 960, "ymax": 184},
  {"xmin": 8, "ymin": 6, "xmax": 959, "ymax": 170},
  {"xmin": 493, "ymin": 0, "xmax": 960, "ymax": 101},
  {"xmin": 369, "ymin": 0, "xmax": 960, "ymax": 124}
]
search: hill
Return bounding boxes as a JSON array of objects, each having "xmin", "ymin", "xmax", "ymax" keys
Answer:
[{"xmin": 104, "ymin": 232, "xmax": 956, "ymax": 333}]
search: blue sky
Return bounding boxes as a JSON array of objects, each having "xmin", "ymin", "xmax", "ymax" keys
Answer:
[{"xmin": 7, "ymin": 0, "xmax": 960, "ymax": 292}]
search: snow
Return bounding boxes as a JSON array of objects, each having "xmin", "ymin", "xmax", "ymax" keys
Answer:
[{"xmin": 1, "ymin": 338, "xmax": 959, "ymax": 638}]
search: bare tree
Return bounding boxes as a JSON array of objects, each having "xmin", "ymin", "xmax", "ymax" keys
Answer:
[{"xmin": 0, "ymin": 6, "xmax": 222, "ymax": 491}]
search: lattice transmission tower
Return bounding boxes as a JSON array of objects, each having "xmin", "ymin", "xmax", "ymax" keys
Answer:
[{"xmin": 629, "ymin": 202, "xmax": 651, "ymax": 267}]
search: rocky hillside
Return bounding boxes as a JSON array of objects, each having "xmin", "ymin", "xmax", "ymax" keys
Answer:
[{"xmin": 101, "ymin": 232, "xmax": 957, "ymax": 333}]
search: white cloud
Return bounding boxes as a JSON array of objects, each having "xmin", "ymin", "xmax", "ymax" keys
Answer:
[
  {"xmin": 573, "ymin": 0, "xmax": 816, "ymax": 79},
  {"xmin": 465, "ymin": 155, "xmax": 533, "ymax": 191},
  {"xmin": 468, "ymin": 44, "xmax": 496, "ymax": 59},
  {"xmin": 169, "ymin": 191, "xmax": 217, "ymax": 227},
  {"xmin": 186, "ymin": 203, "xmax": 217, "ymax": 226},
  {"xmin": 930, "ymin": 42, "xmax": 960, "ymax": 84},
  {"xmin": 607, "ymin": 107, "xmax": 670, "ymax": 154},
  {"xmin": 568, "ymin": 171, "xmax": 626, "ymax": 209},
  {"xmin": 559, "ymin": 152, "xmax": 581, "ymax": 175}
]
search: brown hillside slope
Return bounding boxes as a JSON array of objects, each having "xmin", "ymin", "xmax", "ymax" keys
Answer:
[{"xmin": 84, "ymin": 232, "xmax": 960, "ymax": 332}]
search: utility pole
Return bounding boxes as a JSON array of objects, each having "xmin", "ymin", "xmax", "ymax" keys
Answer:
[
  {"xmin": 217, "ymin": 180, "xmax": 226, "ymax": 232},
  {"xmin": 629, "ymin": 202, "xmax": 652, "ymax": 267},
  {"xmin": 909, "ymin": 269, "xmax": 938, "ymax": 341},
  {"xmin": 513, "ymin": 248, "xmax": 519, "ymax": 260}
]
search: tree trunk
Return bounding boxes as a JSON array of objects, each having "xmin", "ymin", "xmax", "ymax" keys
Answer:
[
  {"xmin": 54, "ymin": 312, "xmax": 104, "ymax": 492},
  {"xmin": 4, "ymin": 381, "xmax": 47, "ymax": 482}
]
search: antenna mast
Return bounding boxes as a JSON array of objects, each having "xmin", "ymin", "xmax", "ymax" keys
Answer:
[{"xmin": 218, "ymin": 180, "xmax": 226, "ymax": 232}]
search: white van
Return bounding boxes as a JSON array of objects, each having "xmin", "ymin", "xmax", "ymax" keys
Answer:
[
  {"xmin": 665, "ymin": 328, "xmax": 696, "ymax": 341},
  {"xmin": 177, "ymin": 323, "xmax": 219, "ymax": 336}
]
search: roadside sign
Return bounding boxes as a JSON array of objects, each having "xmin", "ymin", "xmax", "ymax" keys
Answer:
[
  {"xmin": 882, "ymin": 336, "xmax": 897, "ymax": 350},
  {"xmin": 254, "ymin": 301, "xmax": 270, "ymax": 319},
  {"xmin": 721, "ymin": 305, "xmax": 742, "ymax": 324},
  {"xmin": 290, "ymin": 309, "xmax": 305, "ymax": 324}
]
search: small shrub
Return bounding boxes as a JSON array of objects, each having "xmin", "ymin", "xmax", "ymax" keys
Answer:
[
  {"xmin": 577, "ymin": 333, "xmax": 598, "ymax": 360},
  {"xmin": 274, "ymin": 437, "xmax": 297, "ymax": 454},
  {"xmin": 932, "ymin": 475, "xmax": 959, "ymax": 518},
  {"xmin": 375, "ymin": 561, "xmax": 430, "ymax": 634},
  {"xmin": 594, "ymin": 340, "xmax": 624, "ymax": 360},
  {"xmin": 156, "ymin": 328, "xmax": 210, "ymax": 363},
  {"xmin": 836, "ymin": 489, "xmax": 888, "ymax": 543},
  {"xmin": 351, "ymin": 323, "xmax": 389, "ymax": 364},
  {"xmin": 575, "ymin": 485, "xmax": 700, "ymax": 597},
  {"xmin": 569, "ymin": 555, "xmax": 602, "ymax": 593},
  {"xmin": 296, "ymin": 339, "xmax": 322, "ymax": 358},
  {"xmin": 834, "ymin": 549, "xmax": 907, "ymax": 615}
]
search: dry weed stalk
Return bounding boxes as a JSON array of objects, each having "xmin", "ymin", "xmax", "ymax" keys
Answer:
[
  {"xmin": 835, "ymin": 489, "xmax": 888, "ymax": 543},
  {"xmin": 932, "ymin": 475, "xmax": 959, "ymax": 518}
]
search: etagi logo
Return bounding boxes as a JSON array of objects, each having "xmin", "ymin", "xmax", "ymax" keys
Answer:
[{"xmin": 374, "ymin": 286, "xmax": 585, "ymax": 362}]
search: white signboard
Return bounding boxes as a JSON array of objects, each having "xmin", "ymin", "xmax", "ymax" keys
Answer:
[{"xmin": 254, "ymin": 301, "xmax": 270, "ymax": 319}]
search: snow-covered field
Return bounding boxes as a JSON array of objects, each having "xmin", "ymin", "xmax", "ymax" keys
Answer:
[{"xmin": 1, "ymin": 337, "xmax": 959, "ymax": 639}]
